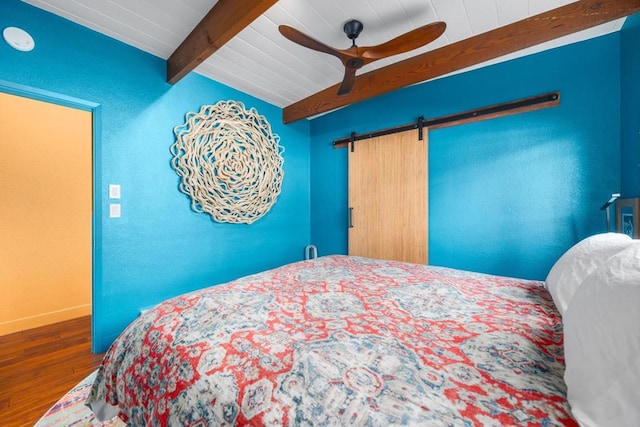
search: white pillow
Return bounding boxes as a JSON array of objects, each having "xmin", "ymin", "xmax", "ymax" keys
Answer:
[
  {"xmin": 545, "ymin": 233, "xmax": 632, "ymax": 316},
  {"xmin": 563, "ymin": 243, "xmax": 640, "ymax": 427}
]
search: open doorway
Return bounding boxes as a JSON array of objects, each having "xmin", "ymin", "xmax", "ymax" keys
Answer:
[{"xmin": 0, "ymin": 89, "xmax": 94, "ymax": 336}]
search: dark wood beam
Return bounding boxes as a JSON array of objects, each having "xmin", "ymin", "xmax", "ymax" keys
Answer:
[
  {"xmin": 167, "ymin": 0, "xmax": 279, "ymax": 84},
  {"xmin": 283, "ymin": 0, "xmax": 640, "ymax": 123}
]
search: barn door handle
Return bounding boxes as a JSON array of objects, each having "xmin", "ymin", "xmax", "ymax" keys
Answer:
[{"xmin": 348, "ymin": 207, "xmax": 354, "ymax": 228}]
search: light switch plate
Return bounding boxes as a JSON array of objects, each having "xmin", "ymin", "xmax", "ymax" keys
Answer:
[
  {"xmin": 109, "ymin": 203, "xmax": 121, "ymax": 218},
  {"xmin": 109, "ymin": 184, "xmax": 121, "ymax": 199}
]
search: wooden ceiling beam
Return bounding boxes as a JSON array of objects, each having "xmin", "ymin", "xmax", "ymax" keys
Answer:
[
  {"xmin": 283, "ymin": 0, "xmax": 640, "ymax": 124},
  {"xmin": 167, "ymin": 0, "xmax": 279, "ymax": 84}
]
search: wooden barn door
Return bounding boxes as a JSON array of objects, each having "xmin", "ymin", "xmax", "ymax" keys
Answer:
[{"xmin": 348, "ymin": 128, "xmax": 428, "ymax": 264}]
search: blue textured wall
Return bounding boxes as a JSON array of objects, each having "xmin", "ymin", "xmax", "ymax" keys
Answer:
[
  {"xmin": 0, "ymin": 1, "xmax": 310, "ymax": 352},
  {"xmin": 310, "ymin": 34, "xmax": 622, "ymax": 280},
  {"xmin": 621, "ymin": 14, "xmax": 640, "ymax": 197}
]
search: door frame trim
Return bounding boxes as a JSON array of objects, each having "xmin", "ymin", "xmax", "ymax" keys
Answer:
[{"xmin": 0, "ymin": 80, "xmax": 102, "ymax": 353}]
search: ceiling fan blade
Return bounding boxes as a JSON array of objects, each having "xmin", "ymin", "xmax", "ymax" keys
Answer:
[
  {"xmin": 362, "ymin": 21, "xmax": 446, "ymax": 60},
  {"xmin": 337, "ymin": 66, "xmax": 357, "ymax": 96},
  {"xmin": 279, "ymin": 25, "xmax": 344, "ymax": 60}
]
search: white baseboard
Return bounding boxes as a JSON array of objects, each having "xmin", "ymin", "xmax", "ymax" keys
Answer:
[{"xmin": 0, "ymin": 304, "xmax": 92, "ymax": 336}]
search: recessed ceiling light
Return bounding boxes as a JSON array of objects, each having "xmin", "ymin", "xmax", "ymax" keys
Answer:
[{"xmin": 3, "ymin": 27, "xmax": 35, "ymax": 52}]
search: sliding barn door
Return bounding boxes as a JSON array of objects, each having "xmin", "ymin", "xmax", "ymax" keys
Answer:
[{"xmin": 348, "ymin": 129, "xmax": 428, "ymax": 264}]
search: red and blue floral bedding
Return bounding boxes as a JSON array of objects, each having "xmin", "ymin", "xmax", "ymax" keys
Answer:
[{"xmin": 87, "ymin": 255, "xmax": 576, "ymax": 425}]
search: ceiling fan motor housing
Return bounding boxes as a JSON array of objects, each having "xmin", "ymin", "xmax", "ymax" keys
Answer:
[
  {"xmin": 347, "ymin": 57, "xmax": 364, "ymax": 69},
  {"xmin": 343, "ymin": 20, "xmax": 364, "ymax": 41}
]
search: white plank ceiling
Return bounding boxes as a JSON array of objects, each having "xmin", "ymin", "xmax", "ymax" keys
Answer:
[{"xmin": 21, "ymin": 0, "xmax": 624, "ymax": 109}]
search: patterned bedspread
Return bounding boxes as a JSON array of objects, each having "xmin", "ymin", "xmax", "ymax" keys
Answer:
[{"xmin": 87, "ymin": 255, "xmax": 576, "ymax": 426}]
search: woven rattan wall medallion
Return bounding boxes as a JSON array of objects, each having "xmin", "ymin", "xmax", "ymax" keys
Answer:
[{"xmin": 171, "ymin": 100, "xmax": 284, "ymax": 224}]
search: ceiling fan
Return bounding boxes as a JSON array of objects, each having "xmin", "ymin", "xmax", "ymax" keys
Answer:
[{"xmin": 279, "ymin": 19, "xmax": 446, "ymax": 96}]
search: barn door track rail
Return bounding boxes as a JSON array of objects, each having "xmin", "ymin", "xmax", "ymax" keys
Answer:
[{"xmin": 334, "ymin": 91, "xmax": 560, "ymax": 150}]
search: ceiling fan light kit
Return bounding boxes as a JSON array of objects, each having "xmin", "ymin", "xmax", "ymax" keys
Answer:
[{"xmin": 279, "ymin": 18, "xmax": 446, "ymax": 96}]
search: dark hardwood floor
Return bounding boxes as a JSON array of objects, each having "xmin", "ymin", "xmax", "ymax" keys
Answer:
[{"xmin": 0, "ymin": 316, "xmax": 104, "ymax": 427}]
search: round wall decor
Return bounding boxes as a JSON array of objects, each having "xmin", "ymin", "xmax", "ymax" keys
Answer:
[{"xmin": 171, "ymin": 100, "xmax": 284, "ymax": 224}]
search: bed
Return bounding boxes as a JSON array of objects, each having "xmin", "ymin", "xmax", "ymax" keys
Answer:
[{"xmin": 86, "ymin": 254, "xmax": 580, "ymax": 426}]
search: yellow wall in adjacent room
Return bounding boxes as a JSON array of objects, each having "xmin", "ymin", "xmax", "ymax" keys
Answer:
[{"xmin": 0, "ymin": 91, "xmax": 92, "ymax": 335}]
